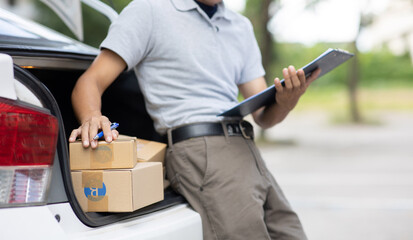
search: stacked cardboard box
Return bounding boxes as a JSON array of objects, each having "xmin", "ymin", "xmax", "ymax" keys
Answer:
[
  {"xmin": 135, "ymin": 138, "xmax": 170, "ymax": 188},
  {"xmin": 70, "ymin": 136, "xmax": 166, "ymax": 212},
  {"xmin": 119, "ymin": 135, "xmax": 170, "ymax": 189}
]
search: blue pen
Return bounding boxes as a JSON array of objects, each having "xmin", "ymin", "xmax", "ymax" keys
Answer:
[{"xmin": 93, "ymin": 122, "xmax": 119, "ymax": 140}]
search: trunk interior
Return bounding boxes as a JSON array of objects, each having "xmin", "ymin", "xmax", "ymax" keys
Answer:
[{"xmin": 24, "ymin": 67, "xmax": 185, "ymax": 227}]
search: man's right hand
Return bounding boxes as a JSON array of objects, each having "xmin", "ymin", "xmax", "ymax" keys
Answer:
[
  {"xmin": 68, "ymin": 115, "xmax": 119, "ymax": 148},
  {"xmin": 69, "ymin": 49, "xmax": 126, "ymax": 149}
]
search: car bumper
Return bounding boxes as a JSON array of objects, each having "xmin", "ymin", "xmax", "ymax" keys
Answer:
[{"xmin": 0, "ymin": 203, "xmax": 203, "ymax": 240}]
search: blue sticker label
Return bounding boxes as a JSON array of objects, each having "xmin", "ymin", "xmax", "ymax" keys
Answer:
[{"xmin": 84, "ymin": 182, "xmax": 107, "ymax": 202}]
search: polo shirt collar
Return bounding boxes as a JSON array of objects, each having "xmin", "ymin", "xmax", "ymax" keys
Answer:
[
  {"xmin": 214, "ymin": 2, "xmax": 230, "ymax": 20},
  {"xmin": 171, "ymin": 0, "xmax": 197, "ymax": 11},
  {"xmin": 170, "ymin": 0, "xmax": 231, "ymax": 21}
]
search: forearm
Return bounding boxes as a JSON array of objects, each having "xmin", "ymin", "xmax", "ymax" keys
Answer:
[
  {"xmin": 244, "ymin": 67, "xmax": 321, "ymax": 130},
  {"xmin": 68, "ymin": 49, "xmax": 127, "ymax": 147},
  {"xmin": 71, "ymin": 74, "xmax": 104, "ymax": 124},
  {"xmin": 71, "ymin": 49, "xmax": 126, "ymax": 124},
  {"xmin": 254, "ymin": 102, "xmax": 291, "ymax": 129}
]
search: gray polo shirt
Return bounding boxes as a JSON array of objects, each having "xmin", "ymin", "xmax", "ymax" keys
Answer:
[{"xmin": 101, "ymin": 0, "xmax": 265, "ymax": 134}]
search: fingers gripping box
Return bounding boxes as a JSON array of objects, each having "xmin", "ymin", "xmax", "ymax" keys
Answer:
[
  {"xmin": 71, "ymin": 162, "xmax": 163, "ymax": 212},
  {"xmin": 69, "ymin": 137, "xmax": 137, "ymax": 170}
]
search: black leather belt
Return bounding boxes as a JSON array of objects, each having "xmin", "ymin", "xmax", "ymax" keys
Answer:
[{"xmin": 169, "ymin": 121, "xmax": 254, "ymax": 145}]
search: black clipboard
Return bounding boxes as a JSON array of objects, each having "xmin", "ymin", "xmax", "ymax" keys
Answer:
[{"xmin": 218, "ymin": 48, "xmax": 354, "ymax": 117}]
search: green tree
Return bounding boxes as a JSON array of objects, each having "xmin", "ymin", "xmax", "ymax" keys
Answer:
[
  {"xmin": 244, "ymin": 0, "xmax": 323, "ymax": 140},
  {"xmin": 244, "ymin": 0, "xmax": 280, "ymax": 140},
  {"xmin": 244, "ymin": 0, "xmax": 279, "ymax": 84},
  {"xmin": 244, "ymin": 0, "xmax": 323, "ymax": 83}
]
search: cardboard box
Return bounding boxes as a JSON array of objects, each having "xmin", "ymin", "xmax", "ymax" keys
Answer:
[
  {"xmin": 70, "ymin": 137, "xmax": 137, "ymax": 170},
  {"xmin": 117, "ymin": 135, "xmax": 166, "ymax": 165},
  {"xmin": 71, "ymin": 162, "xmax": 164, "ymax": 212},
  {"xmin": 136, "ymin": 139, "xmax": 167, "ymax": 164}
]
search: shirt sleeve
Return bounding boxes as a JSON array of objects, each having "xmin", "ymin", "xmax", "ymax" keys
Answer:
[
  {"xmin": 238, "ymin": 19, "xmax": 266, "ymax": 85},
  {"xmin": 100, "ymin": 0, "xmax": 153, "ymax": 71}
]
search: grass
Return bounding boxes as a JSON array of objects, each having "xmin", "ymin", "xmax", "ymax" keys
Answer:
[
  {"xmin": 294, "ymin": 86, "xmax": 413, "ymax": 125},
  {"xmin": 296, "ymin": 86, "xmax": 413, "ymax": 112}
]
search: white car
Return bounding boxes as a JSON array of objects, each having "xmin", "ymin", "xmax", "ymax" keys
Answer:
[{"xmin": 0, "ymin": 5, "xmax": 202, "ymax": 240}]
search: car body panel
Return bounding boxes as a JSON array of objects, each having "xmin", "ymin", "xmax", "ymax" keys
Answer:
[
  {"xmin": 0, "ymin": 54, "xmax": 16, "ymax": 99},
  {"xmin": 0, "ymin": 203, "xmax": 202, "ymax": 240},
  {"xmin": 0, "ymin": 205, "xmax": 68, "ymax": 240}
]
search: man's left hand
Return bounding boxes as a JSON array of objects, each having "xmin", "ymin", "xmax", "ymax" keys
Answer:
[{"xmin": 274, "ymin": 65, "xmax": 321, "ymax": 111}]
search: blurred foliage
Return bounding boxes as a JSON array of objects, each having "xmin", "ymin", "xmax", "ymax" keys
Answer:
[
  {"xmin": 244, "ymin": 0, "xmax": 266, "ymax": 44},
  {"xmin": 359, "ymin": 50, "xmax": 413, "ymax": 88},
  {"xmin": 268, "ymin": 42, "xmax": 413, "ymax": 89},
  {"xmin": 244, "ymin": 0, "xmax": 278, "ymax": 84},
  {"xmin": 267, "ymin": 42, "xmax": 350, "ymax": 88}
]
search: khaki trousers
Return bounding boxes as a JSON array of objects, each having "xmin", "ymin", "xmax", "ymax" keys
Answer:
[{"xmin": 165, "ymin": 135, "xmax": 307, "ymax": 240}]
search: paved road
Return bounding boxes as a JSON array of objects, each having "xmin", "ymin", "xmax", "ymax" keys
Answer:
[{"xmin": 256, "ymin": 111, "xmax": 413, "ymax": 240}]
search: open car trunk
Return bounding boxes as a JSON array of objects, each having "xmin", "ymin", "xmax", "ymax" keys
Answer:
[
  {"xmin": 13, "ymin": 60, "xmax": 185, "ymax": 227},
  {"xmin": 0, "ymin": 7, "xmax": 191, "ymax": 231}
]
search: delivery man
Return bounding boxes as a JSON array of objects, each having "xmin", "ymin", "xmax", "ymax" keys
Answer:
[{"xmin": 69, "ymin": 0, "xmax": 320, "ymax": 239}]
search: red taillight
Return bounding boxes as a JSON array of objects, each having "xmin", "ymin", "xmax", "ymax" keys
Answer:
[{"xmin": 0, "ymin": 97, "xmax": 58, "ymax": 206}]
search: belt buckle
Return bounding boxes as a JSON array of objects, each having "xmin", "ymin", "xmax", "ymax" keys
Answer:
[
  {"xmin": 239, "ymin": 121, "xmax": 252, "ymax": 140},
  {"xmin": 226, "ymin": 123, "xmax": 238, "ymax": 136}
]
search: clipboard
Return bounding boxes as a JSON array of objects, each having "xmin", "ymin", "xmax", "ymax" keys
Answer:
[{"xmin": 218, "ymin": 48, "xmax": 354, "ymax": 117}]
